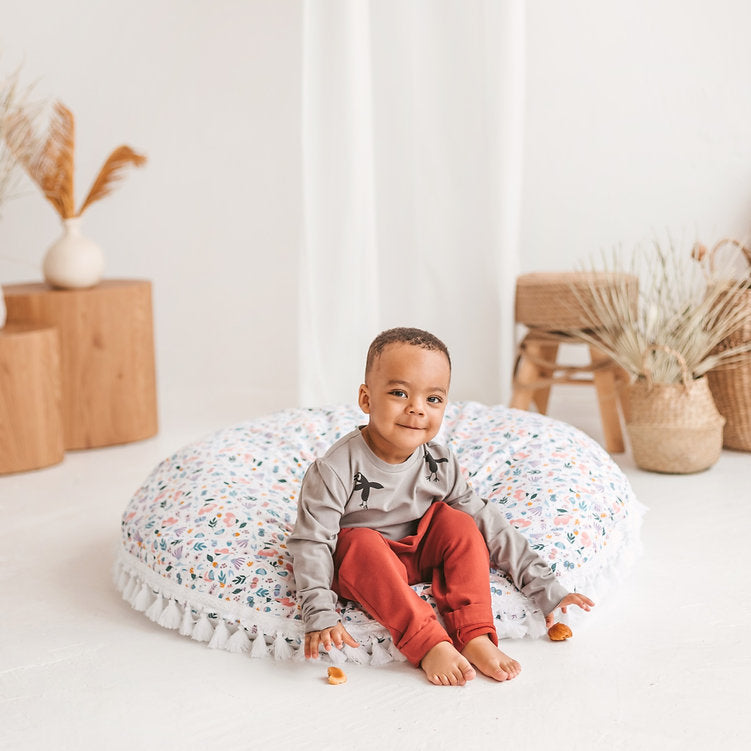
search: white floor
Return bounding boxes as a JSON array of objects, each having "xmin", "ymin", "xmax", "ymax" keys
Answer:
[{"xmin": 1, "ymin": 386, "xmax": 749, "ymax": 751}]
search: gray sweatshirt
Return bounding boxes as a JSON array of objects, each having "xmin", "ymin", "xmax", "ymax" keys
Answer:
[{"xmin": 288, "ymin": 428, "xmax": 568, "ymax": 632}]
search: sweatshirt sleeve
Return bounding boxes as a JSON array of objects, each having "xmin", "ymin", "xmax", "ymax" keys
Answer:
[
  {"xmin": 287, "ymin": 460, "xmax": 348, "ymax": 633},
  {"xmin": 443, "ymin": 455, "xmax": 568, "ymax": 615}
]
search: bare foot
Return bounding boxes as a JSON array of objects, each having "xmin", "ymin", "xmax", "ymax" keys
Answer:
[
  {"xmin": 420, "ymin": 641, "xmax": 476, "ymax": 686},
  {"xmin": 461, "ymin": 634, "xmax": 521, "ymax": 682}
]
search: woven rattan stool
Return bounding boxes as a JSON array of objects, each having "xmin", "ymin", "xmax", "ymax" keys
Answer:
[{"xmin": 511, "ymin": 272, "xmax": 637, "ymax": 454}]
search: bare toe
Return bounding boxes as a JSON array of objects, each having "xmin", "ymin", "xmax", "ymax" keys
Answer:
[
  {"xmin": 421, "ymin": 642, "xmax": 476, "ymax": 687},
  {"xmin": 462, "ymin": 635, "xmax": 522, "ymax": 683},
  {"xmin": 490, "ymin": 666, "xmax": 510, "ymax": 682},
  {"xmin": 461, "ymin": 662, "xmax": 477, "ymax": 683}
]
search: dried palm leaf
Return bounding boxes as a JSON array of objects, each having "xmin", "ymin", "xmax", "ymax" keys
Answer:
[
  {"xmin": 3, "ymin": 100, "xmax": 75, "ymax": 218},
  {"xmin": 2, "ymin": 98, "xmax": 146, "ymax": 220},
  {"xmin": 37, "ymin": 101, "xmax": 75, "ymax": 218},
  {"xmin": 78, "ymin": 145, "xmax": 146, "ymax": 216}
]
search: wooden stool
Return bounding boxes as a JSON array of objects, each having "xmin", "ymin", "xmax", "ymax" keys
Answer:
[
  {"xmin": 4, "ymin": 280, "xmax": 158, "ymax": 449},
  {"xmin": 511, "ymin": 330, "xmax": 627, "ymax": 453},
  {"xmin": 0, "ymin": 323, "xmax": 64, "ymax": 474},
  {"xmin": 511, "ymin": 272, "xmax": 638, "ymax": 454}
]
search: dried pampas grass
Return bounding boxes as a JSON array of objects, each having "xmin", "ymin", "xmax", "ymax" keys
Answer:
[
  {"xmin": 2, "ymin": 99, "xmax": 146, "ymax": 220},
  {"xmin": 568, "ymin": 239, "xmax": 751, "ymax": 385},
  {"xmin": 0, "ymin": 62, "xmax": 41, "ymax": 215}
]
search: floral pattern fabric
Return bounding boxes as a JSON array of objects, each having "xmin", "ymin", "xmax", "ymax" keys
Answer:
[{"xmin": 116, "ymin": 402, "xmax": 645, "ymax": 661}]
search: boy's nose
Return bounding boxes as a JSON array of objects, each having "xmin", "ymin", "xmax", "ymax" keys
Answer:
[{"xmin": 408, "ymin": 401, "xmax": 425, "ymax": 415}]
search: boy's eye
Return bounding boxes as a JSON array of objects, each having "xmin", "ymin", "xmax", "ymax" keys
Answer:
[
  {"xmin": 389, "ymin": 390, "xmax": 407, "ymax": 398},
  {"xmin": 427, "ymin": 396, "xmax": 443, "ymax": 404}
]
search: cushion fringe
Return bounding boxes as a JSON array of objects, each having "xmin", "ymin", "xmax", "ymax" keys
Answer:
[
  {"xmin": 208, "ymin": 619, "xmax": 230, "ymax": 649},
  {"xmin": 132, "ymin": 583, "xmax": 153, "ymax": 612},
  {"xmin": 387, "ymin": 641, "xmax": 408, "ymax": 662},
  {"xmin": 327, "ymin": 645, "xmax": 347, "ymax": 666},
  {"xmin": 192, "ymin": 612, "xmax": 214, "ymax": 642},
  {"xmin": 342, "ymin": 644, "xmax": 369, "ymax": 665},
  {"xmin": 121, "ymin": 573, "xmax": 138, "ymax": 603},
  {"xmin": 250, "ymin": 631, "xmax": 269, "ymax": 659},
  {"xmin": 272, "ymin": 633, "xmax": 293, "ymax": 661},
  {"xmin": 158, "ymin": 598, "xmax": 182, "ymax": 630},
  {"xmin": 179, "ymin": 604, "xmax": 195, "ymax": 636},
  {"xmin": 369, "ymin": 638, "xmax": 393, "ymax": 667},
  {"xmin": 113, "ymin": 512, "xmax": 643, "ymax": 666},
  {"xmin": 145, "ymin": 593, "xmax": 165, "ymax": 623},
  {"xmin": 227, "ymin": 625, "xmax": 252, "ymax": 654}
]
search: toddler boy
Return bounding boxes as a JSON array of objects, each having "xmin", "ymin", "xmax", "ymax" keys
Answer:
[{"xmin": 288, "ymin": 327, "xmax": 593, "ymax": 685}]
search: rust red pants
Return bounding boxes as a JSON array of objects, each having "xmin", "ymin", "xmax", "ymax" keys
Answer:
[{"xmin": 332, "ymin": 502, "xmax": 498, "ymax": 666}]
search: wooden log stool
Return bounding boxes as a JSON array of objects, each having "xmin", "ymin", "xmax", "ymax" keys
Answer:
[
  {"xmin": 4, "ymin": 280, "xmax": 158, "ymax": 450},
  {"xmin": 0, "ymin": 322, "xmax": 64, "ymax": 474},
  {"xmin": 510, "ymin": 272, "xmax": 637, "ymax": 454}
]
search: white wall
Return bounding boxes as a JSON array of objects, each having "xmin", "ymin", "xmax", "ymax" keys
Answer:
[
  {"xmin": 2, "ymin": 0, "xmax": 750, "ymax": 420},
  {"xmin": 0, "ymin": 0, "xmax": 302, "ymax": 422},
  {"xmin": 523, "ymin": 0, "xmax": 751, "ymax": 269}
]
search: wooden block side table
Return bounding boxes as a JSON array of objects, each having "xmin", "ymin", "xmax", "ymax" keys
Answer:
[
  {"xmin": 5, "ymin": 280, "xmax": 158, "ymax": 450},
  {"xmin": 0, "ymin": 323, "xmax": 64, "ymax": 474}
]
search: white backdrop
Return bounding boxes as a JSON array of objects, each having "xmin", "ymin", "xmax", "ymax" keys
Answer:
[
  {"xmin": 522, "ymin": 0, "xmax": 751, "ymax": 265},
  {"xmin": 0, "ymin": 0, "xmax": 303, "ymax": 421},
  {"xmin": 1, "ymin": 0, "xmax": 750, "ymax": 421},
  {"xmin": 300, "ymin": 0, "xmax": 525, "ymax": 406}
]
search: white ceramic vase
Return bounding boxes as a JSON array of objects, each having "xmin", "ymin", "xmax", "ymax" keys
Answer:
[{"xmin": 43, "ymin": 217, "xmax": 104, "ymax": 289}]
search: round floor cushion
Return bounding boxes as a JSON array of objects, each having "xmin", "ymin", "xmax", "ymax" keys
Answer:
[{"xmin": 115, "ymin": 402, "xmax": 645, "ymax": 664}]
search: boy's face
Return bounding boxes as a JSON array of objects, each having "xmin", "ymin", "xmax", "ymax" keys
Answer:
[{"xmin": 358, "ymin": 342, "xmax": 450, "ymax": 464}]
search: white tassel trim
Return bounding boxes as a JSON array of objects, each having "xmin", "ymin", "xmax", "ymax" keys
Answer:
[
  {"xmin": 158, "ymin": 598, "xmax": 182, "ymax": 630},
  {"xmin": 121, "ymin": 574, "xmax": 138, "ymax": 603},
  {"xmin": 114, "ymin": 508, "xmax": 644, "ymax": 666},
  {"xmin": 342, "ymin": 644, "xmax": 369, "ymax": 665},
  {"xmin": 192, "ymin": 612, "xmax": 215, "ymax": 642},
  {"xmin": 145, "ymin": 593, "xmax": 165, "ymax": 622},
  {"xmin": 272, "ymin": 634, "xmax": 293, "ymax": 661},
  {"xmin": 208, "ymin": 619, "xmax": 230, "ymax": 649},
  {"xmin": 179, "ymin": 604, "xmax": 195, "ymax": 636},
  {"xmin": 132, "ymin": 583, "xmax": 153, "ymax": 612},
  {"xmin": 369, "ymin": 638, "xmax": 392, "ymax": 667},
  {"xmin": 387, "ymin": 641, "xmax": 408, "ymax": 662},
  {"xmin": 250, "ymin": 632, "xmax": 269, "ymax": 659},
  {"xmin": 327, "ymin": 645, "xmax": 347, "ymax": 666},
  {"xmin": 227, "ymin": 626, "xmax": 252, "ymax": 654}
]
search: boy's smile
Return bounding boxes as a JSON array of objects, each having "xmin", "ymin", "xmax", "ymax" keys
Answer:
[{"xmin": 358, "ymin": 342, "xmax": 451, "ymax": 464}]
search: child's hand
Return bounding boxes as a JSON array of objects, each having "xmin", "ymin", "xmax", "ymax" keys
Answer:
[
  {"xmin": 305, "ymin": 622, "xmax": 360, "ymax": 659},
  {"xmin": 545, "ymin": 593, "xmax": 595, "ymax": 628}
]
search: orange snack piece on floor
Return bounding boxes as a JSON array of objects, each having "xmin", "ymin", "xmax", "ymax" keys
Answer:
[
  {"xmin": 327, "ymin": 666, "xmax": 347, "ymax": 685},
  {"xmin": 547, "ymin": 622, "xmax": 573, "ymax": 641}
]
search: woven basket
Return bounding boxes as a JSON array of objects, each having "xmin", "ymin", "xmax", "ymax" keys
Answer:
[
  {"xmin": 626, "ymin": 376, "xmax": 725, "ymax": 474},
  {"xmin": 705, "ymin": 241, "xmax": 751, "ymax": 451},
  {"xmin": 515, "ymin": 271, "xmax": 638, "ymax": 330}
]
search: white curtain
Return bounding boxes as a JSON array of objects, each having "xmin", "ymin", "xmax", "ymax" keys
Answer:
[{"xmin": 300, "ymin": 0, "xmax": 525, "ymax": 407}]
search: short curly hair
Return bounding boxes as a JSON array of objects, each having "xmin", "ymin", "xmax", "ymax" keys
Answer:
[{"xmin": 364, "ymin": 327, "xmax": 451, "ymax": 378}]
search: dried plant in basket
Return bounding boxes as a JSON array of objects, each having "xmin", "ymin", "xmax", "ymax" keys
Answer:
[
  {"xmin": 693, "ymin": 238, "xmax": 751, "ymax": 451},
  {"xmin": 566, "ymin": 239, "xmax": 751, "ymax": 473},
  {"xmin": 2, "ymin": 100, "xmax": 147, "ymax": 220},
  {"xmin": 567, "ymin": 240, "xmax": 751, "ymax": 385}
]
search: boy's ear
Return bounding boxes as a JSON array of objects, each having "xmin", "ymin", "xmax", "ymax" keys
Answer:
[{"xmin": 358, "ymin": 384, "xmax": 371, "ymax": 414}]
